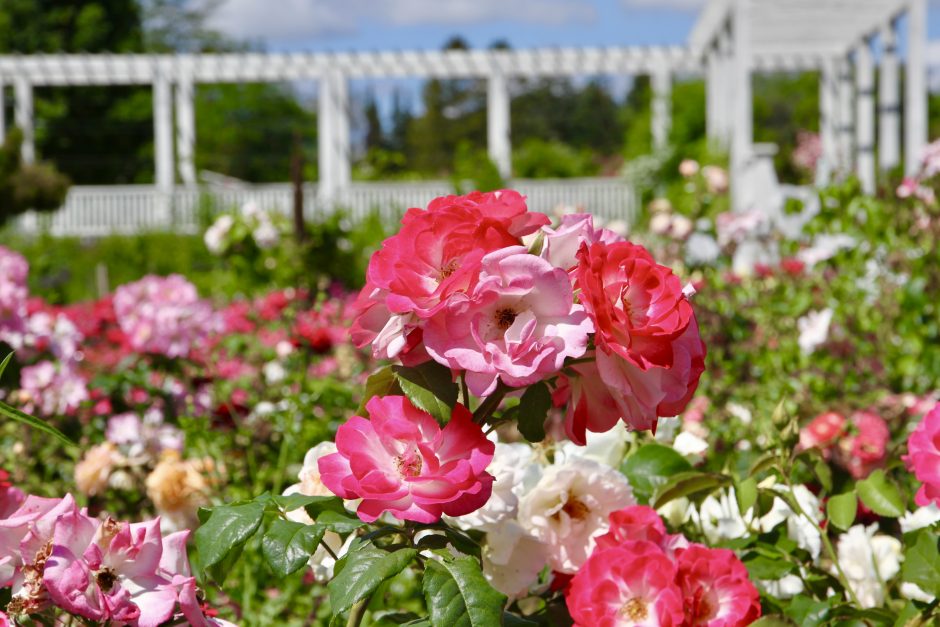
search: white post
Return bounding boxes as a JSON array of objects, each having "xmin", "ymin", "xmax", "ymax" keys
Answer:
[
  {"xmin": 905, "ymin": 0, "xmax": 927, "ymax": 175},
  {"xmin": 153, "ymin": 72, "xmax": 174, "ymax": 193},
  {"xmin": 175, "ymin": 72, "xmax": 197, "ymax": 186},
  {"xmin": 318, "ymin": 70, "xmax": 350, "ymax": 204},
  {"xmin": 487, "ymin": 72, "xmax": 512, "ymax": 179},
  {"xmin": 879, "ymin": 22, "xmax": 900, "ymax": 172},
  {"xmin": 651, "ymin": 64, "xmax": 672, "ymax": 152},
  {"xmin": 731, "ymin": 0, "xmax": 752, "ymax": 211},
  {"xmin": 13, "ymin": 77, "xmax": 34, "ymax": 164},
  {"xmin": 706, "ymin": 43, "xmax": 720, "ymax": 144},
  {"xmin": 836, "ymin": 57, "xmax": 854, "ymax": 173},
  {"xmin": 855, "ymin": 38, "xmax": 875, "ymax": 193},
  {"xmin": 717, "ymin": 26, "xmax": 734, "ymax": 148},
  {"xmin": 0, "ymin": 78, "xmax": 5, "ymax": 144},
  {"xmin": 819, "ymin": 58, "xmax": 838, "ymax": 182}
]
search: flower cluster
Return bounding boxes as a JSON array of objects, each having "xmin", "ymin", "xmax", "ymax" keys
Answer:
[
  {"xmin": 566, "ymin": 505, "xmax": 761, "ymax": 626},
  {"xmin": 113, "ymin": 274, "xmax": 219, "ymax": 358},
  {"xmin": 799, "ymin": 409, "xmax": 889, "ymax": 479},
  {"xmin": 204, "ymin": 201, "xmax": 288, "ymax": 255},
  {"xmin": 0, "ymin": 246, "xmax": 28, "ymax": 336},
  {"xmin": 351, "ymin": 191, "xmax": 705, "ymax": 443},
  {"xmin": 0, "ymin": 489, "xmax": 231, "ymax": 626}
]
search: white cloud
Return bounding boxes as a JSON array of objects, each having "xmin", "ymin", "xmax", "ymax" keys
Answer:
[
  {"xmin": 209, "ymin": 0, "xmax": 596, "ymax": 42},
  {"xmin": 620, "ymin": 0, "xmax": 704, "ymax": 9}
]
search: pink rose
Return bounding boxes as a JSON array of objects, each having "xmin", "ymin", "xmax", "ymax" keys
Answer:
[
  {"xmin": 834, "ymin": 411, "xmax": 889, "ymax": 480},
  {"xmin": 566, "ymin": 541, "xmax": 685, "ymax": 627},
  {"xmin": 318, "ymin": 396, "xmax": 495, "ymax": 523},
  {"xmin": 594, "ymin": 505, "xmax": 667, "ymax": 550},
  {"xmin": 798, "ymin": 411, "xmax": 847, "ymax": 458},
  {"xmin": 675, "ymin": 544, "xmax": 761, "ymax": 626},
  {"xmin": 904, "ymin": 403, "xmax": 940, "ymax": 507},
  {"xmin": 425, "ymin": 247, "xmax": 593, "ymax": 396},
  {"xmin": 412, "ymin": 189, "xmax": 549, "ymax": 238},
  {"xmin": 539, "ymin": 214, "xmax": 624, "ymax": 271}
]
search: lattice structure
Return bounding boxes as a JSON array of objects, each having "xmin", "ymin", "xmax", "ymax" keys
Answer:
[
  {"xmin": 692, "ymin": 0, "xmax": 926, "ymax": 203},
  {"xmin": 0, "ymin": 0, "xmax": 930, "ymax": 214}
]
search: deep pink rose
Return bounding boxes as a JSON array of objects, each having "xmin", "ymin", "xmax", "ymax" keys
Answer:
[
  {"xmin": 594, "ymin": 505, "xmax": 667, "ymax": 550},
  {"xmin": 412, "ymin": 189, "xmax": 549, "ymax": 238},
  {"xmin": 834, "ymin": 410, "xmax": 889, "ymax": 480},
  {"xmin": 318, "ymin": 396, "xmax": 495, "ymax": 523},
  {"xmin": 562, "ymin": 241, "xmax": 705, "ymax": 442},
  {"xmin": 425, "ymin": 247, "xmax": 593, "ymax": 396},
  {"xmin": 798, "ymin": 411, "xmax": 847, "ymax": 458},
  {"xmin": 904, "ymin": 403, "xmax": 940, "ymax": 507},
  {"xmin": 566, "ymin": 541, "xmax": 684, "ymax": 627},
  {"xmin": 674, "ymin": 544, "xmax": 761, "ymax": 627}
]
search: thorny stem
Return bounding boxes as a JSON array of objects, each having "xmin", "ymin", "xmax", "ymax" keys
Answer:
[
  {"xmin": 459, "ymin": 372, "xmax": 471, "ymax": 409},
  {"xmin": 319, "ymin": 538, "xmax": 338, "ymax": 561}
]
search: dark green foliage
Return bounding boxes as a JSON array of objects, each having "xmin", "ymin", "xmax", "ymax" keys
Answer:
[{"xmin": 0, "ymin": 129, "xmax": 70, "ymax": 227}]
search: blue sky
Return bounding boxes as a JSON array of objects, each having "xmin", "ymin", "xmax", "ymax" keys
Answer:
[{"xmin": 209, "ymin": 0, "xmax": 940, "ymax": 53}]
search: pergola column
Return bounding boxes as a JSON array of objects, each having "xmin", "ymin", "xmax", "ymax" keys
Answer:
[
  {"xmin": 318, "ymin": 70, "xmax": 350, "ymax": 203},
  {"xmin": 152, "ymin": 72, "xmax": 174, "ymax": 193},
  {"xmin": 13, "ymin": 77, "xmax": 34, "ymax": 164},
  {"xmin": 651, "ymin": 64, "xmax": 672, "ymax": 152},
  {"xmin": 706, "ymin": 43, "xmax": 720, "ymax": 143},
  {"xmin": 716, "ymin": 26, "xmax": 733, "ymax": 148},
  {"xmin": 878, "ymin": 22, "xmax": 900, "ymax": 172},
  {"xmin": 819, "ymin": 58, "xmax": 838, "ymax": 181},
  {"xmin": 905, "ymin": 0, "xmax": 927, "ymax": 175},
  {"xmin": 0, "ymin": 78, "xmax": 5, "ymax": 144},
  {"xmin": 487, "ymin": 72, "xmax": 511, "ymax": 179},
  {"xmin": 175, "ymin": 72, "xmax": 197, "ymax": 186},
  {"xmin": 855, "ymin": 38, "xmax": 875, "ymax": 193},
  {"xmin": 730, "ymin": 0, "xmax": 752, "ymax": 210},
  {"xmin": 836, "ymin": 57, "xmax": 854, "ymax": 173}
]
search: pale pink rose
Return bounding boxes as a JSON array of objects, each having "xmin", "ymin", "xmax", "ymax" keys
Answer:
[
  {"xmin": 0, "ymin": 246, "xmax": 28, "ymax": 335},
  {"xmin": 679, "ymin": 159, "xmax": 700, "ymax": 178},
  {"xmin": 674, "ymin": 544, "xmax": 762, "ymax": 626},
  {"xmin": 904, "ymin": 404, "xmax": 940, "ymax": 507},
  {"xmin": 566, "ymin": 541, "xmax": 685, "ymax": 627},
  {"xmin": 792, "ymin": 131, "xmax": 822, "ymax": 174},
  {"xmin": 425, "ymin": 246, "xmax": 593, "ymax": 396},
  {"xmin": 702, "ymin": 165, "xmax": 729, "ymax": 194},
  {"xmin": 318, "ymin": 396, "xmax": 495, "ymax": 523},
  {"xmin": 19, "ymin": 361, "xmax": 88, "ymax": 416},
  {"xmin": 0, "ymin": 494, "xmax": 79, "ymax": 587},
  {"xmin": 43, "ymin": 516, "xmax": 204, "ymax": 626},
  {"xmin": 539, "ymin": 214, "xmax": 624, "ymax": 271}
]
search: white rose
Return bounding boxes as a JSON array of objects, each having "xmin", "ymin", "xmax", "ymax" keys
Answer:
[
  {"xmin": 517, "ymin": 457, "xmax": 633, "ymax": 573},
  {"xmin": 204, "ymin": 215, "xmax": 234, "ymax": 254},
  {"xmin": 833, "ymin": 524, "xmax": 902, "ymax": 608},
  {"xmin": 482, "ymin": 520, "xmax": 549, "ymax": 600},
  {"xmin": 450, "ymin": 442, "xmax": 541, "ymax": 531}
]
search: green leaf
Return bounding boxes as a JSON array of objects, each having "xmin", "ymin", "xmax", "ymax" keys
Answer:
[
  {"xmin": 422, "ymin": 554, "xmax": 507, "ymax": 627},
  {"xmin": 316, "ymin": 509, "xmax": 366, "ymax": 534},
  {"xmin": 856, "ymin": 470, "xmax": 905, "ymax": 518},
  {"xmin": 0, "ymin": 399, "xmax": 73, "ymax": 447},
  {"xmin": 271, "ymin": 493, "xmax": 343, "ymax": 513},
  {"xmin": 743, "ymin": 553, "xmax": 796, "ymax": 580},
  {"xmin": 652, "ymin": 471, "xmax": 731, "ymax": 509},
  {"xmin": 261, "ymin": 518, "xmax": 326, "ymax": 577},
  {"xmin": 622, "ymin": 444, "xmax": 692, "ymax": 505},
  {"xmin": 193, "ymin": 500, "xmax": 266, "ymax": 571},
  {"xmin": 748, "ymin": 452, "xmax": 780, "ymax": 477},
  {"xmin": 0, "ymin": 352, "xmax": 12, "ymax": 380},
  {"xmin": 902, "ymin": 531, "xmax": 940, "ymax": 597},
  {"xmin": 516, "ymin": 381, "xmax": 552, "ymax": 443},
  {"xmin": 393, "ymin": 361, "xmax": 459, "ymax": 423},
  {"xmin": 813, "ymin": 457, "xmax": 833, "ymax": 494},
  {"xmin": 357, "ymin": 366, "xmax": 400, "ymax": 415},
  {"xmin": 328, "ymin": 545, "xmax": 417, "ymax": 616},
  {"xmin": 503, "ymin": 613, "xmax": 538, "ymax": 627},
  {"xmin": 785, "ymin": 596, "xmax": 833, "ymax": 626},
  {"xmin": 826, "ymin": 491, "xmax": 857, "ymax": 531},
  {"xmin": 749, "ymin": 617, "xmax": 798, "ymax": 627},
  {"xmin": 735, "ymin": 477, "xmax": 758, "ymax": 515}
]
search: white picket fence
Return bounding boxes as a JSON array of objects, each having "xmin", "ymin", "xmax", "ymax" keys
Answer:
[{"xmin": 11, "ymin": 178, "xmax": 638, "ymax": 237}]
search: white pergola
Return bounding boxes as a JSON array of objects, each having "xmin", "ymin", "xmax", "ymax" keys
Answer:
[
  {"xmin": 0, "ymin": 0, "xmax": 930, "ymax": 212},
  {"xmin": 691, "ymin": 0, "xmax": 927, "ymax": 202}
]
